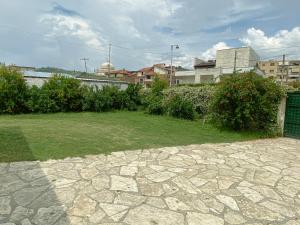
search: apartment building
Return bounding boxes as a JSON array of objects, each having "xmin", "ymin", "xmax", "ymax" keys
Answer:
[
  {"xmin": 258, "ymin": 61, "xmax": 279, "ymax": 78},
  {"xmin": 216, "ymin": 47, "xmax": 260, "ymax": 74},
  {"xmin": 258, "ymin": 60, "xmax": 300, "ymax": 81}
]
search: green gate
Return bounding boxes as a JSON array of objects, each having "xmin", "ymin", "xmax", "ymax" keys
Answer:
[{"xmin": 284, "ymin": 91, "xmax": 300, "ymax": 139}]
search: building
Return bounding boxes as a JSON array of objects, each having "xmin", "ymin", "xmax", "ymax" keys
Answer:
[
  {"xmin": 136, "ymin": 64, "xmax": 171, "ymax": 87},
  {"xmin": 216, "ymin": 47, "xmax": 260, "ymax": 74},
  {"xmin": 278, "ymin": 60, "xmax": 300, "ymax": 82},
  {"xmin": 258, "ymin": 60, "xmax": 279, "ymax": 78},
  {"xmin": 175, "ymin": 47, "xmax": 262, "ymax": 85},
  {"xmin": 108, "ymin": 69, "xmax": 136, "ymax": 83},
  {"xmin": 194, "ymin": 59, "xmax": 220, "ymax": 83},
  {"xmin": 258, "ymin": 60, "xmax": 300, "ymax": 82},
  {"xmin": 96, "ymin": 62, "xmax": 115, "ymax": 76}
]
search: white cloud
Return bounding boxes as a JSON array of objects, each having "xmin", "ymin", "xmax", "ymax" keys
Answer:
[
  {"xmin": 101, "ymin": 0, "xmax": 182, "ymax": 18},
  {"xmin": 40, "ymin": 13, "xmax": 103, "ymax": 49},
  {"xmin": 112, "ymin": 16, "xmax": 147, "ymax": 40},
  {"xmin": 240, "ymin": 27, "xmax": 300, "ymax": 57},
  {"xmin": 201, "ymin": 42, "xmax": 231, "ymax": 60}
]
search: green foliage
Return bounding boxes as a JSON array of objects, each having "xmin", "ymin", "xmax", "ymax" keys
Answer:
[
  {"xmin": 41, "ymin": 75, "xmax": 85, "ymax": 112},
  {"xmin": 146, "ymin": 95, "xmax": 165, "ymax": 115},
  {"xmin": 150, "ymin": 76, "xmax": 168, "ymax": 96},
  {"xmin": 166, "ymin": 95, "xmax": 196, "ymax": 120},
  {"xmin": 144, "ymin": 76, "xmax": 168, "ymax": 115},
  {"xmin": 0, "ymin": 66, "xmax": 29, "ymax": 114},
  {"xmin": 164, "ymin": 85, "xmax": 215, "ymax": 116},
  {"xmin": 125, "ymin": 84, "xmax": 143, "ymax": 110},
  {"xmin": 210, "ymin": 72, "xmax": 285, "ymax": 131},
  {"xmin": 288, "ymin": 80, "xmax": 300, "ymax": 90}
]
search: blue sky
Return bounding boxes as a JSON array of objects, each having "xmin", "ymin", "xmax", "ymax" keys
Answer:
[{"xmin": 0, "ymin": 0, "xmax": 300, "ymax": 71}]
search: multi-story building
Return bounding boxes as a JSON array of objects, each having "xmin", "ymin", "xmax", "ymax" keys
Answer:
[
  {"xmin": 136, "ymin": 64, "xmax": 171, "ymax": 87},
  {"xmin": 258, "ymin": 60, "xmax": 279, "ymax": 78},
  {"xmin": 108, "ymin": 69, "xmax": 136, "ymax": 83},
  {"xmin": 258, "ymin": 60, "xmax": 300, "ymax": 82},
  {"xmin": 216, "ymin": 47, "xmax": 260, "ymax": 74}
]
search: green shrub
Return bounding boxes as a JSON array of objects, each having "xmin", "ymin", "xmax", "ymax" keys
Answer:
[
  {"xmin": 0, "ymin": 66, "xmax": 29, "ymax": 114},
  {"xmin": 26, "ymin": 85, "xmax": 59, "ymax": 113},
  {"xmin": 150, "ymin": 76, "xmax": 168, "ymax": 96},
  {"xmin": 83, "ymin": 86, "xmax": 113, "ymax": 112},
  {"xmin": 41, "ymin": 75, "xmax": 84, "ymax": 112},
  {"xmin": 167, "ymin": 95, "xmax": 196, "ymax": 120},
  {"xmin": 146, "ymin": 95, "xmax": 165, "ymax": 115},
  {"xmin": 288, "ymin": 80, "xmax": 300, "ymax": 90},
  {"xmin": 126, "ymin": 84, "xmax": 142, "ymax": 106},
  {"xmin": 210, "ymin": 72, "xmax": 284, "ymax": 131},
  {"xmin": 164, "ymin": 85, "xmax": 215, "ymax": 116},
  {"xmin": 144, "ymin": 76, "xmax": 167, "ymax": 115}
]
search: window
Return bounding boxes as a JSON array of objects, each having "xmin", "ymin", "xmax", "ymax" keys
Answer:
[
  {"xmin": 270, "ymin": 70, "xmax": 274, "ymax": 73},
  {"xmin": 270, "ymin": 63, "xmax": 275, "ymax": 66},
  {"xmin": 262, "ymin": 63, "xmax": 265, "ymax": 66},
  {"xmin": 139, "ymin": 78, "xmax": 144, "ymax": 84},
  {"xmin": 176, "ymin": 79, "xmax": 180, "ymax": 85},
  {"xmin": 146, "ymin": 75, "xmax": 151, "ymax": 80}
]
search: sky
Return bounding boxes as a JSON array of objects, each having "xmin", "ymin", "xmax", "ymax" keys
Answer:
[{"xmin": 0, "ymin": 0, "xmax": 300, "ymax": 71}]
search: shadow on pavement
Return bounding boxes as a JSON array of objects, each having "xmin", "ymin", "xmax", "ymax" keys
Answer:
[{"xmin": 0, "ymin": 127, "xmax": 71, "ymax": 224}]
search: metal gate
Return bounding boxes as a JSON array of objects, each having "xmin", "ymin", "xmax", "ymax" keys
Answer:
[{"xmin": 284, "ymin": 91, "xmax": 300, "ymax": 139}]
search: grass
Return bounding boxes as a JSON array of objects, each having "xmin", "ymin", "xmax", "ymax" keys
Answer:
[{"xmin": 0, "ymin": 111, "xmax": 263, "ymax": 162}]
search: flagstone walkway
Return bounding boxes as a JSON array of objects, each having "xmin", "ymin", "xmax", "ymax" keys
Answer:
[{"xmin": 0, "ymin": 138, "xmax": 300, "ymax": 225}]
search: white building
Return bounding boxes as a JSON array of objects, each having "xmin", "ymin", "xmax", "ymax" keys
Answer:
[
  {"xmin": 96, "ymin": 62, "xmax": 115, "ymax": 76},
  {"xmin": 216, "ymin": 47, "xmax": 260, "ymax": 74}
]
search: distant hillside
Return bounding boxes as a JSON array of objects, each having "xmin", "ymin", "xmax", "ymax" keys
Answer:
[{"xmin": 35, "ymin": 67, "xmax": 78, "ymax": 75}]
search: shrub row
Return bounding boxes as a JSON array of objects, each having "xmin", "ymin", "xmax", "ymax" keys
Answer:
[
  {"xmin": 144, "ymin": 77, "xmax": 200, "ymax": 120},
  {"xmin": 145, "ymin": 74, "xmax": 284, "ymax": 133},
  {"xmin": 0, "ymin": 66, "xmax": 142, "ymax": 114}
]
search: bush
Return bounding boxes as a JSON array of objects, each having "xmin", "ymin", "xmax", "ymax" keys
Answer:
[
  {"xmin": 164, "ymin": 85, "xmax": 215, "ymax": 116},
  {"xmin": 26, "ymin": 85, "xmax": 59, "ymax": 113},
  {"xmin": 146, "ymin": 95, "xmax": 165, "ymax": 115},
  {"xmin": 143, "ymin": 76, "xmax": 168, "ymax": 115},
  {"xmin": 0, "ymin": 66, "xmax": 29, "ymax": 114},
  {"xmin": 150, "ymin": 76, "xmax": 168, "ymax": 96},
  {"xmin": 41, "ymin": 75, "xmax": 85, "ymax": 112},
  {"xmin": 210, "ymin": 72, "xmax": 285, "ymax": 131},
  {"xmin": 288, "ymin": 80, "xmax": 300, "ymax": 90},
  {"xmin": 125, "ymin": 84, "xmax": 142, "ymax": 107},
  {"xmin": 166, "ymin": 95, "xmax": 196, "ymax": 120},
  {"xmin": 82, "ymin": 86, "xmax": 113, "ymax": 112}
]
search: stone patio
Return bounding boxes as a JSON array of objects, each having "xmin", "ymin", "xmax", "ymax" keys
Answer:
[{"xmin": 0, "ymin": 138, "xmax": 300, "ymax": 225}]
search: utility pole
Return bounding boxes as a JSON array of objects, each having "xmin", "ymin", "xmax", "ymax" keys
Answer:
[
  {"xmin": 233, "ymin": 50, "xmax": 237, "ymax": 74},
  {"xmin": 80, "ymin": 58, "xmax": 89, "ymax": 73},
  {"xmin": 281, "ymin": 54, "xmax": 285, "ymax": 85},
  {"xmin": 108, "ymin": 43, "xmax": 112, "ymax": 76},
  {"xmin": 170, "ymin": 44, "xmax": 179, "ymax": 87},
  {"xmin": 285, "ymin": 56, "xmax": 289, "ymax": 84}
]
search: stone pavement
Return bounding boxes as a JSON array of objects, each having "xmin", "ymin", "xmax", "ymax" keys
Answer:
[{"xmin": 0, "ymin": 138, "xmax": 300, "ymax": 225}]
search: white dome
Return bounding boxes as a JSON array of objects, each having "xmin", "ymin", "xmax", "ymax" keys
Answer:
[{"xmin": 101, "ymin": 62, "xmax": 114, "ymax": 70}]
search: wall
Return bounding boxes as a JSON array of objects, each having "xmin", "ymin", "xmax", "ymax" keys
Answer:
[
  {"xmin": 195, "ymin": 68, "xmax": 221, "ymax": 83},
  {"xmin": 216, "ymin": 47, "xmax": 259, "ymax": 70},
  {"xmin": 24, "ymin": 76, "xmax": 128, "ymax": 90},
  {"xmin": 277, "ymin": 97, "xmax": 287, "ymax": 136},
  {"xmin": 175, "ymin": 71, "xmax": 195, "ymax": 84}
]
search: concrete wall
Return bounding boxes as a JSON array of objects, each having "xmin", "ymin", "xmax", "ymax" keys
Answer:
[
  {"xmin": 195, "ymin": 68, "xmax": 221, "ymax": 83},
  {"xmin": 277, "ymin": 97, "xmax": 287, "ymax": 136},
  {"xmin": 24, "ymin": 76, "xmax": 128, "ymax": 90},
  {"xmin": 175, "ymin": 71, "xmax": 195, "ymax": 84},
  {"xmin": 216, "ymin": 47, "xmax": 259, "ymax": 70}
]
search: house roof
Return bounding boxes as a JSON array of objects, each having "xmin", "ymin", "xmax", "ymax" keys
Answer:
[
  {"xmin": 111, "ymin": 69, "xmax": 134, "ymax": 76},
  {"xmin": 194, "ymin": 60, "xmax": 216, "ymax": 68}
]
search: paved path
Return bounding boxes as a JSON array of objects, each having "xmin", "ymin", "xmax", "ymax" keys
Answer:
[{"xmin": 0, "ymin": 138, "xmax": 300, "ymax": 225}]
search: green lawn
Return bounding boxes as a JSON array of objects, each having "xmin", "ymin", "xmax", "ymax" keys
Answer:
[{"xmin": 0, "ymin": 111, "xmax": 263, "ymax": 162}]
